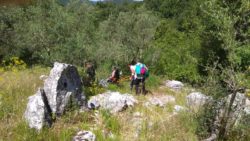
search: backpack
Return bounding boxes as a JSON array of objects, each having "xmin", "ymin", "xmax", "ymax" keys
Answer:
[
  {"xmin": 140, "ymin": 66, "xmax": 146, "ymax": 75},
  {"xmin": 135, "ymin": 64, "xmax": 142, "ymax": 75},
  {"xmin": 135, "ymin": 63, "xmax": 147, "ymax": 76}
]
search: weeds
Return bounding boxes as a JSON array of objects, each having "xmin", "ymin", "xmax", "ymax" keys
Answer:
[{"xmin": 0, "ymin": 67, "xmax": 200, "ymax": 141}]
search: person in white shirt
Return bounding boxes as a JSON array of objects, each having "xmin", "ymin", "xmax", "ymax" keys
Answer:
[{"xmin": 129, "ymin": 60, "xmax": 136, "ymax": 91}]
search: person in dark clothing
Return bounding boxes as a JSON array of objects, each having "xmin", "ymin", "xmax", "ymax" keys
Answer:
[
  {"xmin": 86, "ymin": 64, "xmax": 95, "ymax": 82},
  {"xmin": 84, "ymin": 62, "xmax": 95, "ymax": 86},
  {"xmin": 135, "ymin": 76, "xmax": 146, "ymax": 94},
  {"xmin": 134, "ymin": 60, "xmax": 148, "ymax": 95},
  {"xmin": 107, "ymin": 66, "xmax": 120, "ymax": 83}
]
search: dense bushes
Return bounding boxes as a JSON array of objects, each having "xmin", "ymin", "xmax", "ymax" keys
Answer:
[
  {"xmin": 0, "ymin": 0, "xmax": 249, "ymax": 140},
  {"xmin": 0, "ymin": 0, "xmax": 249, "ymax": 82}
]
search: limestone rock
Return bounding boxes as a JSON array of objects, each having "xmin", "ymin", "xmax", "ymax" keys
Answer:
[
  {"xmin": 24, "ymin": 62, "xmax": 85, "ymax": 130},
  {"xmin": 222, "ymin": 93, "xmax": 246, "ymax": 127},
  {"xmin": 24, "ymin": 89, "xmax": 45, "ymax": 130},
  {"xmin": 73, "ymin": 130, "xmax": 96, "ymax": 141},
  {"xmin": 88, "ymin": 91, "xmax": 138, "ymax": 113},
  {"xmin": 165, "ymin": 80, "xmax": 184, "ymax": 90},
  {"xmin": 203, "ymin": 92, "xmax": 248, "ymax": 140},
  {"xmin": 244, "ymin": 98, "xmax": 250, "ymax": 115},
  {"xmin": 174, "ymin": 105, "xmax": 187, "ymax": 113},
  {"xmin": 99, "ymin": 79, "xmax": 109, "ymax": 88},
  {"xmin": 144, "ymin": 95, "xmax": 175, "ymax": 107},
  {"xmin": 186, "ymin": 92, "xmax": 212, "ymax": 109},
  {"xmin": 43, "ymin": 62, "xmax": 85, "ymax": 115},
  {"xmin": 39, "ymin": 75, "xmax": 48, "ymax": 81}
]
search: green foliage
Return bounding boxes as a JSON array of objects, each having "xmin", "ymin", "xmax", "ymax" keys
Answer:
[
  {"xmin": 228, "ymin": 114, "xmax": 250, "ymax": 141},
  {"xmin": 107, "ymin": 84, "xmax": 120, "ymax": 91},
  {"xmin": 200, "ymin": 0, "xmax": 250, "ymax": 70},
  {"xmin": 144, "ymin": 74, "xmax": 161, "ymax": 89},
  {"xmin": 144, "ymin": 0, "xmax": 191, "ymax": 18},
  {"xmin": 152, "ymin": 20, "xmax": 202, "ymax": 83},
  {"xmin": 96, "ymin": 7, "xmax": 158, "ymax": 66},
  {"xmin": 0, "ymin": 0, "xmax": 98, "ymax": 66},
  {"xmin": 101, "ymin": 110, "xmax": 121, "ymax": 135},
  {"xmin": 0, "ymin": 0, "xmax": 250, "ymax": 139},
  {"xmin": 84, "ymin": 82, "xmax": 105, "ymax": 99},
  {"xmin": 0, "ymin": 57, "xmax": 27, "ymax": 71}
]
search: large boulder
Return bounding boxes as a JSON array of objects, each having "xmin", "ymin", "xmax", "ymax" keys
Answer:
[
  {"xmin": 203, "ymin": 93, "xmax": 248, "ymax": 141},
  {"xmin": 43, "ymin": 62, "xmax": 85, "ymax": 115},
  {"xmin": 88, "ymin": 91, "xmax": 138, "ymax": 113},
  {"xmin": 165, "ymin": 80, "xmax": 184, "ymax": 90},
  {"xmin": 186, "ymin": 92, "xmax": 212, "ymax": 110},
  {"xmin": 144, "ymin": 95, "xmax": 176, "ymax": 107},
  {"xmin": 244, "ymin": 98, "xmax": 250, "ymax": 115},
  {"xmin": 219, "ymin": 93, "xmax": 246, "ymax": 128},
  {"xmin": 24, "ymin": 89, "xmax": 52, "ymax": 130},
  {"xmin": 73, "ymin": 130, "xmax": 96, "ymax": 141},
  {"xmin": 24, "ymin": 62, "xmax": 85, "ymax": 130},
  {"xmin": 24, "ymin": 90, "xmax": 45, "ymax": 130}
]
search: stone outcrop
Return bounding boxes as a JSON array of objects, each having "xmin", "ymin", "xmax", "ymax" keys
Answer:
[
  {"xmin": 73, "ymin": 130, "xmax": 96, "ymax": 141},
  {"xmin": 99, "ymin": 79, "xmax": 109, "ymax": 88},
  {"xmin": 43, "ymin": 62, "xmax": 84, "ymax": 115},
  {"xmin": 217, "ymin": 93, "xmax": 246, "ymax": 130},
  {"xmin": 244, "ymin": 98, "xmax": 250, "ymax": 115},
  {"xmin": 186, "ymin": 92, "xmax": 212, "ymax": 111},
  {"xmin": 88, "ymin": 91, "xmax": 138, "ymax": 113},
  {"xmin": 144, "ymin": 95, "xmax": 175, "ymax": 107},
  {"xmin": 173, "ymin": 105, "xmax": 187, "ymax": 113},
  {"xmin": 24, "ymin": 62, "xmax": 85, "ymax": 130},
  {"xmin": 24, "ymin": 89, "xmax": 46, "ymax": 130},
  {"xmin": 165, "ymin": 80, "xmax": 184, "ymax": 90},
  {"xmin": 203, "ymin": 93, "xmax": 249, "ymax": 141}
]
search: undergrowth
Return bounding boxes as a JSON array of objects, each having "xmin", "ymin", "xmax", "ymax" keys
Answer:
[{"xmin": 0, "ymin": 67, "xmax": 199, "ymax": 141}]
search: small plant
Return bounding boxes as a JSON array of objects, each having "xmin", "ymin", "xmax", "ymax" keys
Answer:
[
  {"xmin": 84, "ymin": 82, "xmax": 105, "ymax": 99},
  {"xmin": 1, "ymin": 57, "xmax": 27, "ymax": 72}
]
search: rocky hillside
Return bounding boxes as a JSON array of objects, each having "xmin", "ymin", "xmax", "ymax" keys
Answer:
[{"xmin": 2, "ymin": 62, "xmax": 246, "ymax": 141}]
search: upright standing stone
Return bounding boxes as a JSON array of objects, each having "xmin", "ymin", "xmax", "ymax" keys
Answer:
[
  {"xmin": 24, "ymin": 89, "xmax": 45, "ymax": 130},
  {"xmin": 24, "ymin": 62, "xmax": 86, "ymax": 130},
  {"xmin": 43, "ymin": 62, "xmax": 85, "ymax": 116}
]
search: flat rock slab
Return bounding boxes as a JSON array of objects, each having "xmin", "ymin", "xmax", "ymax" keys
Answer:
[
  {"xmin": 186, "ymin": 92, "xmax": 212, "ymax": 109},
  {"xmin": 73, "ymin": 130, "xmax": 96, "ymax": 141},
  {"xmin": 144, "ymin": 95, "xmax": 176, "ymax": 107},
  {"xmin": 88, "ymin": 91, "xmax": 138, "ymax": 113},
  {"xmin": 165, "ymin": 80, "xmax": 184, "ymax": 90}
]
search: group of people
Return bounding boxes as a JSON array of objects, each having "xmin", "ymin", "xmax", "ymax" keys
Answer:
[{"xmin": 84, "ymin": 59, "xmax": 148, "ymax": 95}]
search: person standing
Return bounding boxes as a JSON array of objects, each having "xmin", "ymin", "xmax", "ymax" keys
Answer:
[
  {"xmin": 86, "ymin": 61, "xmax": 96, "ymax": 85},
  {"xmin": 129, "ymin": 60, "xmax": 136, "ymax": 91},
  {"xmin": 134, "ymin": 60, "xmax": 148, "ymax": 95}
]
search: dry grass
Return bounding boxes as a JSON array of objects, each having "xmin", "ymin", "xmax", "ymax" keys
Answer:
[
  {"xmin": 116, "ymin": 86, "xmax": 198, "ymax": 141},
  {"xmin": 0, "ymin": 67, "xmax": 198, "ymax": 141}
]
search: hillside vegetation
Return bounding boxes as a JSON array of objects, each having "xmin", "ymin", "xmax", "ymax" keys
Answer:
[
  {"xmin": 0, "ymin": 67, "xmax": 198, "ymax": 141},
  {"xmin": 0, "ymin": 0, "xmax": 250, "ymax": 140}
]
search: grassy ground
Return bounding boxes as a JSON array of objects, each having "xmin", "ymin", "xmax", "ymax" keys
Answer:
[{"xmin": 0, "ymin": 67, "xmax": 199, "ymax": 141}]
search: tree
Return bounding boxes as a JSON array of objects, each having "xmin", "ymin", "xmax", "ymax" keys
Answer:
[
  {"xmin": 96, "ymin": 7, "xmax": 158, "ymax": 66},
  {"xmin": 199, "ymin": 0, "xmax": 250, "ymax": 140}
]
